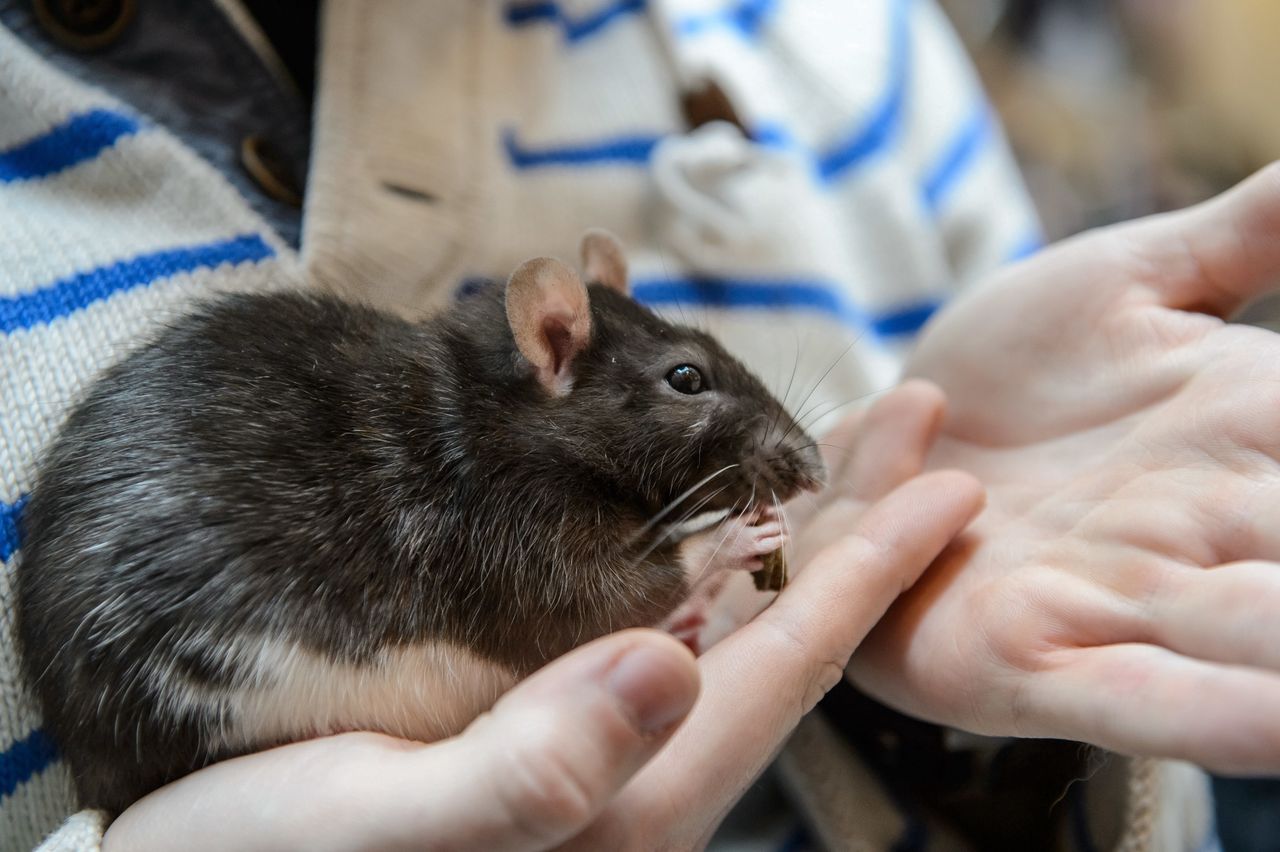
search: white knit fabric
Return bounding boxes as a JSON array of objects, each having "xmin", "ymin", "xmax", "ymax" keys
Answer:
[
  {"xmin": 30, "ymin": 811, "xmax": 103, "ymax": 852},
  {"xmin": 0, "ymin": 20, "xmax": 298, "ymax": 849},
  {"xmin": 0, "ymin": 1, "xmax": 1212, "ymax": 849}
]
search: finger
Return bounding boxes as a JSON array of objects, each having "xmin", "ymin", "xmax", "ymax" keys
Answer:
[
  {"xmin": 766, "ymin": 470, "xmax": 984, "ymax": 694},
  {"xmin": 815, "ymin": 405, "xmax": 866, "ymax": 476},
  {"xmin": 816, "ymin": 381, "xmax": 945, "ymax": 492},
  {"xmin": 1022, "ymin": 642, "xmax": 1280, "ymax": 775},
  {"xmin": 1124, "ymin": 162, "xmax": 1280, "ymax": 316},
  {"xmin": 611, "ymin": 471, "xmax": 984, "ymax": 843},
  {"xmin": 1146, "ymin": 560, "xmax": 1280, "ymax": 672},
  {"xmin": 411, "ymin": 629, "xmax": 699, "ymax": 851},
  {"xmin": 841, "ymin": 379, "xmax": 947, "ymax": 501}
]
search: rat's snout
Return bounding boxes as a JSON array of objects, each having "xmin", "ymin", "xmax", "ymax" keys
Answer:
[{"xmin": 746, "ymin": 413, "xmax": 825, "ymax": 501}]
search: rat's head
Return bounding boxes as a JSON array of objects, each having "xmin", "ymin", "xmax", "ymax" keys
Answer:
[{"xmin": 502, "ymin": 230, "xmax": 825, "ymax": 518}]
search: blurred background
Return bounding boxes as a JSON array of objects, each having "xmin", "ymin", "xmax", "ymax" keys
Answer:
[
  {"xmin": 937, "ymin": 3, "xmax": 1280, "ymax": 848},
  {"xmin": 939, "ymin": 0, "xmax": 1280, "ymax": 238}
]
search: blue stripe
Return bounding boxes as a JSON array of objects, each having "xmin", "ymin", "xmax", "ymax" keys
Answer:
[
  {"xmin": 750, "ymin": 122, "xmax": 796, "ymax": 150},
  {"xmin": 0, "ymin": 109, "xmax": 140, "ymax": 184},
  {"xmin": 1, "ymin": 234, "xmax": 275, "ymax": 335},
  {"xmin": 675, "ymin": 0, "xmax": 779, "ymax": 39},
  {"xmin": 922, "ymin": 104, "xmax": 993, "ymax": 212},
  {"xmin": 502, "ymin": 128, "xmax": 660, "ymax": 168},
  {"xmin": 1005, "ymin": 230, "xmax": 1045, "ymax": 264},
  {"xmin": 504, "ymin": 0, "xmax": 645, "ymax": 42},
  {"xmin": 0, "ymin": 494, "xmax": 26, "ymax": 562},
  {"xmin": 874, "ymin": 301, "xmax": 938, "ymax": 336},
  {"xmin": 632, "ymin": 276, "xmax": 939, "ymax": 338},
  {"xmin": 0, "ymin": 729, "xmax": 58, "ymax": 801},
  {"xmin": 817, "ymin": 0, "xmax": 912, "ymax": 182}
]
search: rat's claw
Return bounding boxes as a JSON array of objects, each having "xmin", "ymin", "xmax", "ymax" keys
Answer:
[
  {"xmin": 678, "ymin": 511, "xmax": 789, "ymax": 579},
  {"xmin": 748, "ymin": 520, "xmax": 784, "ymax": 553},
  {"xmin": 709, "ymin": 515, "xmax": 786, "ymax": 572}
]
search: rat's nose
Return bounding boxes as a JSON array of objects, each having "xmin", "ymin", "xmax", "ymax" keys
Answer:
[
  {"xmin": 752, "ymin": 416, "xmax": 825, "ymax": 499},
  {"xmin": 779, "ymin": 438, "xmax": 825, "ymax": 492}
]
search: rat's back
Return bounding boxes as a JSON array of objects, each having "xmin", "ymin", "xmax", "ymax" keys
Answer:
[{"xmin": 14, "ymin": 290, "xmax": 467, "ymax": 813}]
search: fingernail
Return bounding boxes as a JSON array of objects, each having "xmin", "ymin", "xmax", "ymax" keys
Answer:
[{"xmin": 606, "ymin": 645, "xmax": 696, "ymax": 735}]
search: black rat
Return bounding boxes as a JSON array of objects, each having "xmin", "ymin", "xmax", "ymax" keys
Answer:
[{"xmin": 16, "ymin": 231, "xmax": 823, "ymax": 815}]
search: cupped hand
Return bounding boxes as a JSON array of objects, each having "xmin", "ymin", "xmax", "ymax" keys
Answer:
[
  {"xmin": 102, "ymin": 629, "xmax": 699, "ymax": 852},
  {"xmin": 847, "ymin": 163, "xmax": 1280, "ymax": 774},
  {"xmin": 103, "ymin": 384, "xmax": 983, "ymax": 852}
]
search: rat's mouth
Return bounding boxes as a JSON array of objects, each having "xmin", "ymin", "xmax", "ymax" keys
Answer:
[
  {"xmin": 672, "ymin": 460, "xmax": 823, "ymax": 519},
  {"xmin": 738, "ymin": 452, "xmax": 825, "ymax": 505},
  {"xmin": 655, "ymin": 441, "xmax": 826, "ymax": 524}
]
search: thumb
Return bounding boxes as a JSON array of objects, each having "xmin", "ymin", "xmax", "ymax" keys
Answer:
[
  {"xmin": 414, "ymin": 629, "xmax": 699, "ymax": 851},
  {"xmin": 1126, "ymin": 162, "xmax": 1280, "ymax": 316}
]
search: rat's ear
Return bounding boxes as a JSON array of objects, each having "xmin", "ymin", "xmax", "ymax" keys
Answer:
[
  {"xmin": 506, "ymin": 257, "xmax": 593, "ymax": 395},
  {"xmin": 580, "ymin": 229, "xmax": 629, "ymax": 294}
]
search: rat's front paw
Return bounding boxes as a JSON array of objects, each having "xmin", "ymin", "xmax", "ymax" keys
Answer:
[{"xmin": 682, "ymin": 507, "xmax": 785, "ymax": 578}]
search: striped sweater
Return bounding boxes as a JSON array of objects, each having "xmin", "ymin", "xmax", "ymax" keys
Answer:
[{"xmin": 0, "ymin": 1, "xmax": 1210, "ymax": 849}]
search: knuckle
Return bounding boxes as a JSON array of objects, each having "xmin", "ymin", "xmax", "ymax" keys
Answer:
[
  {"xmin": 758, "ymin": 613, "xmax": 813, "ymax": 662},
  {"xmin": 802, "ymin": 660, "xmax": 847, "ymax": 714},
  {"xmin": 757, "ymin": 618, "xmax": 849, "ymax": 717},
  {"xmin": 496, "ymin": 732, "xmax": 599, "ymax": 842},
  {"xmin": 969, "ymin": 572, "xmax": 1056, "ymax": 672},
  {"xmin": 828, "ymin": 530, "xmax": 882, "ymax": 570}
]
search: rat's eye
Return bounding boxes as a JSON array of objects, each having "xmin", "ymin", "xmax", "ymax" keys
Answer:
[{"xmin": 666, "ymin": 365, "xmax": 704, "ymax": 394}]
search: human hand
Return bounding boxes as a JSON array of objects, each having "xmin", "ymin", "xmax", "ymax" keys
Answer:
[
  {"xmin": 103, "ymin": 386, "xmax": 982, "ymax": 851},
  {"xmin": 102, "ymin": 629, "xmax": 699, "ymax": 852},
  {"xmin": 845, "ymin": 164, "xmax": 1280, "ymax": 774}
]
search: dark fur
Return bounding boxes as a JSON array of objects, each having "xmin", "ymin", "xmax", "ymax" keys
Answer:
[{"xmin": 17, "ymin": 283, "xmax": 822, "ymax": 814}]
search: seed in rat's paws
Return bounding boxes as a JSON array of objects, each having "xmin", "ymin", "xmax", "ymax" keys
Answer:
[{"xmin": 752, "ymin": 548, "xmax": 788, "ymax": 592}]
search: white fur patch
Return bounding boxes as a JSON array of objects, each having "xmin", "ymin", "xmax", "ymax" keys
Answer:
[{"xmin": 159, "ymin": 636, "xmax": 516, "ymax": 751}]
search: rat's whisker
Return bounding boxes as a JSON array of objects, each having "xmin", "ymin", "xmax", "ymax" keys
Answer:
[
  {"xmin": 773, "ymin": 331, "xmax": 803, "ymax": 439},
  {"xmin": 788, "ymin": 383, "xmax": 895, "ymax": 453},
  {"xmin": 779, "ymin": 339, "xmax": 860, "ymax": 444},
  {"xmin": 636, "ymin": 464, "xmax": 739, "ymax": 537},
  {"xmin": 628, "ymin": 484, "xmax": 733, "ymax": 570},
  {"xmin": 695, "ymin": 500, "xmax": 748, "ymax": 583},
  {"xmin": 667, "ymin": 485, "xmax": 732, "ymax": 533},
  {"xmin": 771, "ymin": 487, "xmax": 790, "ymax": 584},
  {"xmin": 773, "ymin": 442, "xmax": 820, "ymax": 461}
]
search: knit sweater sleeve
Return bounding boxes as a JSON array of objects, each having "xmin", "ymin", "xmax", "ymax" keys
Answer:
[
  {"xmin": 0, "ymin": 19, "xmax": 299, "ymax": 847},
  {"xmin": 34, "ymin": 811, "xmax": 108, "ymax": 852}
]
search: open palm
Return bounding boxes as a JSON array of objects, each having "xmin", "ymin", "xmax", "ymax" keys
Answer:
[{"xmin": 849, "ymin": 165, "xmax": 1280, "ymax": 773}]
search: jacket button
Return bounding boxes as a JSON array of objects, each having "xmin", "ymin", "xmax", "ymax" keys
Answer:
[
  {"xmin": 33, "ymin": 0, "xmax": 136, "ymax": 52},
  {"xmin": 240, "ymin": 134, "xmax": 303, "ymax": 208}
]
